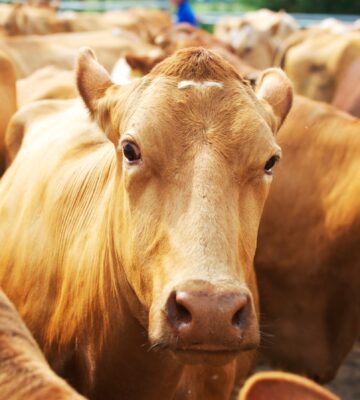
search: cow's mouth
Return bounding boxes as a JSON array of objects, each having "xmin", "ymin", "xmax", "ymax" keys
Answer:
[
  {"xmin": 150, "ymin": 342, "xmax": 256, "ymax": 366},
  {"xmin": 171, "ymin": 348, "xmax": 242, "ymax": 366}
]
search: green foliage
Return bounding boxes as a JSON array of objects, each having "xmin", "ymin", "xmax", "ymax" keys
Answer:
[
  {"xmin": 193, "ymin": 1, "xmax": 254, "ymax": 13},
  {"xmin": 240, "ymin": 0, "xmax": 360, "ymax": 14}
]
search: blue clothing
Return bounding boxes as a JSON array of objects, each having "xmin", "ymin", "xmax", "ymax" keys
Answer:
[{"xmin": 176, "ymin": 1, "xmax": 198, "ymax": 26}]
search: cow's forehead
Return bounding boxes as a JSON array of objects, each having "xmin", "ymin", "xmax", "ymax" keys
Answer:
[
  {"xmin": 123, "ymin": 75, "xmax": 274, "ymax": 159},
  {"xmin": 127, "ymin": 76, "xmax": 255, "ymax": 129},
  {"xmin": 116, "ymin": 47, "xmax": 270, "ymax": 134},
  {"xmin": 118, "ymin": 48, "xmax": 274, "ymax": 151},
  {"xmin": 149, "ymin": 47, "xmax": 243, "ymax": 83}
]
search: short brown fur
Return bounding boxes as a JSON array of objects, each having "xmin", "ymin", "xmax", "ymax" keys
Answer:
[{"xmin": 0, "ymin": 48, "xmax": 292, "ymax": 400}]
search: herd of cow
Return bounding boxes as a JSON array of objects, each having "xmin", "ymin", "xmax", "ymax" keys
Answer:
[{"xmin": 0, "ymin": 2, "xmax": 359, "ymax": 400}]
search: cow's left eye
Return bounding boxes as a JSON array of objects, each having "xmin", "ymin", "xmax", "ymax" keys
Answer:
[
  {"xmin": 122, "ymin": 142, "xmax": 141, "ymax": 163},
  {"xmin": 264, "ymin": 155, "xmax": 280, "ymax": 175}
]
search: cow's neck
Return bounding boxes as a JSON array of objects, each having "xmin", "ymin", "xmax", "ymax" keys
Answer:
[
  {"xmin": 92, "ymin": 289, "xmax": 183, "ymax": 400},
  {"xmin": 83, "ymin": 177, "xmax": 183, "ymax": 400}
]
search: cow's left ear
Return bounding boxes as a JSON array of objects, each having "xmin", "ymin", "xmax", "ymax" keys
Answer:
[
  {"xmin": 239, "ymin": 372, "xmax": 340, "ymax": 400},
  {"xmin": 76, "ymin": 47, "xmax": 113, "ymax": 116},
  {"xmin": 255, "ymin": 68, "xmax": 293, "ymax": 133},
  {"xmin": 268, "ymin": 20, "xmax": 281, "ymax": 36}
]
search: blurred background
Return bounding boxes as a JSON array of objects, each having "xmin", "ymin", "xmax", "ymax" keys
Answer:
[{"xmin": 1, "ymin": 1, "xmax": 359, "ymax": 17}]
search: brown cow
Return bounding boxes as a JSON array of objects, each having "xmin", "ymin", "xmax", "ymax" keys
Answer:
[
  {"xmin": 239, "ymin": 9, "xmax": 299, "ymax": 41},
  {"xmin": 215, "ymin": 17, "xmax": 275, "ymax": 70},
  {"xmin": 0, "ymin": 286, "xmax": 341, "ymax": 400},
  {"xmin": 239, "ymin": 372, "xmax": 339, "ymax": 400},
  {"xmin": 57, "ymin": 8, "xmax": 172, "ymax": 42},
  {"xmin": 278, "ymin": 30, "xmax": 360, "ymax": 102},
  {"xmin": 0, "ymin": 288, "xmax": 85, "ymax": 400},
  {"xmin": 17, "ymin": 66, "xmax": 77, "ymax": 107},
  {"xmin": 0, "ymin": 288, "xmax": 340, "ymax": 400},
  {"xmin": 16, "ymin": 64, "xmax": 137, "ymax": 109},
  {"xmin": 332, "ymin": 57, "xmax": 360, "ymax": 117},
  {"xmin": 116, "ymin": 7, "xmax": 172, "ymax": 43},
  {"xmin": 0, "ymin": 50, "xmax": 16, "ymax": 174},
  {"xmin": 2, "ymin": 3, "xmax": 63, "ymax": 36},
  {"xmin": 0, "ymin": 47, "xmax": 292, "ymax": 400},
  {"xmin": 255, "ymin": 95, "xmax": 360, "ymax": 383},
  {"xmin": 1, "ymin": 5, "xmax": 171, "ymax": 38},
  {"xmin": 0, "ymin": 284, "xmax": 342, "ymax": 400},
  {"xmin": 0, "ymin": 3, "xmax": 14, "ymax": 27},
  {"xmin": 215, "ymin": 9, "xmax": 299, "ymax": 70},
  {"xmin": 0, "ymin": 29, "xmax": 158, "ymax": 78},
  {"xmin": 125, "ymin": 23, "xmax": 257, "ymax": 77}
]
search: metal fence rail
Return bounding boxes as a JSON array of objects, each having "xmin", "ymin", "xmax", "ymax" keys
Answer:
[{"xmin": 200, "ymin": 11, "xmax": 360, "ymax": 26}]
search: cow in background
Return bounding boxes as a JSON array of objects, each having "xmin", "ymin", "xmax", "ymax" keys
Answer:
[
  {"xmin": 0, "ymin": 289, "xmax": 85, "ymax": 400},
  {"xmin": 124, "ymin": 23, "xmax": 257, "ymax": 77},
  {"xmin": 255, "ymin": 95, "xmax": 360, "ymax": 383},
  {"xmin": 0, "ymin": 50, "xmax": 16, "ymax": 174},
  {"xmin": 0, "ymin": 29, "xmax": 161, "ymax": 78},
  {"xmin": 239, "ymin": 372, "xmax": 339, "ymax": 400},
  {"xmin": 0, "ymin": 4, "xmax": 172, "ymax": 38},
  {"xmin": 215, "ymin": 9, "xmax": 299, "ymax": 70},
  {"xmin": 332, "ymin": 57, "xmax": 360, "ymax": 117},
  {"xmin": 17, "ymin": 66, "xmax": 77, "ymax": 107},
  {"xmin": 277, "ymin": 30, "xmax": 360, "ymax": 103},
  {"xmin": 1, "ymin": 3, "xmax": 63, "ymax": 35}
]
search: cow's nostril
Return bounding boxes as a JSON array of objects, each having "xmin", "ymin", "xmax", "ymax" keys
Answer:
[
  {"xmin": 231, "ymin": 297, "xmax": 249, "ymax": 329},
  {"xmin": 175, "ymin": 302, "xmax": 192, "ymax": 324},
  {"xmin": 166, "ymin": 291, "xmax": 192, "ymax": 328},
  {"xmin": 232, "ymin": 308, "xmax": 245, "ymax": 328}
]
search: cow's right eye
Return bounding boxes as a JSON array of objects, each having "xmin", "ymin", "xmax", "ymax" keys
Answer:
[{"xmin": 122, "ymin": 142, "xmax": 141, "ymax": 163}]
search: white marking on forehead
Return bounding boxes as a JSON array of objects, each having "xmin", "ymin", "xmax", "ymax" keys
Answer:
[{"xmin": 177, "ymin": 80, "xmax": 224, "ymax": 90}]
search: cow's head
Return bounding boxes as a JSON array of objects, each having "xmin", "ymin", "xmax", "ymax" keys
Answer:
[
  {"xmin": 215, "ymin": 19, "xmax": 275, "ymax": 69},
  {"xmin": 77, "ymin": 47, "xmax": 292, "ymax": 365}
]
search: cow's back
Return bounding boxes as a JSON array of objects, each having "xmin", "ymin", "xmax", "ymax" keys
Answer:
[
  {"xmin": 0, "ymin": 30, "xmax": 157, "ymax": 78},
  {"xmin": 17, "ymin": 66, "xmax": 77, "ymax": 107},
  {"xmin": 0, "ymin": 37, "xmax": 76, "ymax": 78}
]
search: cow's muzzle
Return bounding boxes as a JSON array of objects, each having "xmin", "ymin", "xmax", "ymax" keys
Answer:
[{"xmin": 161, "ymin": 280, "xmax": 259, "ymax": 364}]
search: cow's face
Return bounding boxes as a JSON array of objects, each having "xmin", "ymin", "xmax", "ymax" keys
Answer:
[
  {"xmin": 215, "ymin": 21, "xmax": 274, "ymax": 69},
  {"xmin": 126, "ymin": 24, "xmax": 232, "ymax": 76},
  {"xmin": 77, "ymin": 48, "xmax": 292, "ymax": 365},
  {"xmin": 283, "ymin": 34, "xmax": 343, "ymax": 102}
]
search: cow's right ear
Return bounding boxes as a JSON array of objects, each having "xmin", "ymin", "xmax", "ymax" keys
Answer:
[
  {"xmin": 239, "ymin": 372, "xmax": 339, "ymax": 400},
  {"xmin": 76, "ymin": 47, "xmax": 113, "ymax": 116}
]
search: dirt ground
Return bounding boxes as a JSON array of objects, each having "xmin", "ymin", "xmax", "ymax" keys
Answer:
[{"xmin": 326, "ymin": 340, "xmax": 360, "ymax": 400}]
